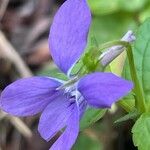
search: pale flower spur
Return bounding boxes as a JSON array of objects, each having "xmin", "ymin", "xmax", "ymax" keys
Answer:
[{"xmin": 0, "ymin": 0, "xmax": 133, "ymax": 149}]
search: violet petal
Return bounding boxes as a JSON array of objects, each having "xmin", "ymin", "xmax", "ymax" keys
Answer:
[
  {"xmin": 49, "ymin": 0, "xmax": 91, "ymax": 75},
  {"xmin": 38, "ymin": 95, "xmax": 74, "ymax": 141},
  {"xmin": 50, "ymin": 102, "xmax": 79, "ymax": 150},
  {"xmin": 77, "ymin": 72, "xmax": 133, "ymax": 108},
  {"xmin": 0, "ymin": 77, "xmax": 61, "ymax": 116}
]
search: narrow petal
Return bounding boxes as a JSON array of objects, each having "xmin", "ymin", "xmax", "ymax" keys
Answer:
[
  {"xmin": 49, "ymin": 0, "xmax": 91, "ymax": 75},
  {"xmin": 50, "ymin": 103, "xmax": 79, "ymax": 150},
  {"xmin": 0, "ymin": 77, "xmax": 62, "ymax": 116},
  {"xmin": 38, "ymin": 95, "xmax": 74, "ymax": 141},
  {"xmin": 77, "ymin": 72, "xmax": 133, "ymax": 108}
]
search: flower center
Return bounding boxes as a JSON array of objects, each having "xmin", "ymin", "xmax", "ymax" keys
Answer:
[
  {"xmin": 64, "ymin": 82, "xmax": 84, "ymax": 104},
  {"xmin": 57, "ymin": 77, "xmax": 85, "ymax": 106}
]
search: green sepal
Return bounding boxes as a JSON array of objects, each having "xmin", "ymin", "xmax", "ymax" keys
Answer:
[{"xmin": 81, "ymin": 37, "xmax": 103, "ymax": 74}]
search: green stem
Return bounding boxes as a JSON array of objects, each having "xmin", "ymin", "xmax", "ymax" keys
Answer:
[{"xmin": 98, "ymin": 41, "xmax": 146, "ymax": 113}]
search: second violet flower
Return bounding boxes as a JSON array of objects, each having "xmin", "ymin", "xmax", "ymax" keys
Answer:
[{"xmin": 0, "ymin": 0, "xmax": 133, "ymax": 149}]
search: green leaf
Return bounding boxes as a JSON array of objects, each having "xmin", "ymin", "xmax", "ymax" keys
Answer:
[
  {"xmin": 80, "ymin": 108, "xmax": 106, "ymax": 130},
  {"xmin": 73, "ymin": 133, "xmax": 103, "ymax": 150},
  {"xmin": 115, "ymin": 109, "xmax": 139, "ymax": 124},
  {"xmin": 123, "ymin": 18, "xmax": 150, "ymax": 106},
  {"xmin": 132, "ymin": 113, "xmax": 150, "ymax": 150}
]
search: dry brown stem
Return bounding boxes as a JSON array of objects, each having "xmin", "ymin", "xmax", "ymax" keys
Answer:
[{"xmin": 0, "ymin": 30, "xmax": 33, "ymax": 77}]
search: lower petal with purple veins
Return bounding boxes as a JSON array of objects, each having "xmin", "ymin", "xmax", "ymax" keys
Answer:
[
  {"xmin": 50, "ymin": 102, "xmax": 79, "ymax": 150},
  {"xmin": 38, "ymin": 95, "xmax": 75, "ymax": 141}
]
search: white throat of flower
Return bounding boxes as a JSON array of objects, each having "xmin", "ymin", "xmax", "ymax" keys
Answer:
[{"xmin": 57, "ymin": 77, "xmax": 85, "ymax": 106}]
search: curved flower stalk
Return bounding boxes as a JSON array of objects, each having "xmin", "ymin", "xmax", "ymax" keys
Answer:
[
  {"xmin": 0, "ymin": 0, "xmax": 133, "ymax": 149},
  {"xmin": 100, "ymin": 30, "xmax": 136, "ymax": 67}
]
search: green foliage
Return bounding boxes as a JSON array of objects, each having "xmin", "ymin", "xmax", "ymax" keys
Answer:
[
  {"xmin": 118, "ymin": 0, "xmax": 148, "ymax": 12},
  {"xmin": 87, "ymin": 0, "xmax": 119, "ymax": 15},
  {"xmin": 73, "ymin": 133, "xmax": 103, "ymax": 150},
  {"xmin": 132, "ymin": 113, "xmax": 150, "ymax": 150},
  {"xmin": 115, "ymin": 109, "xmax": 139, "ymax": 123},
  {"xmin": 89, "ymin": 13, "xmax": 137, "ymax": 46},
  {"xmin": 80, "ymin": 108, "xmax": 106, "ymax": 130},
  {"xmin": 140, "ymin": 5, "xmax": 150, "ymax": 22},
  {"xmin": 87, "ymin": 11, "xmax": 137, "ymax": 78},
  {"xmin": 87, "ymin": 0, "xmax": 149, "ymax": 15},
  {"xmin": 123, "ymin": 18, "xmax": 150, "ymax": 110}
]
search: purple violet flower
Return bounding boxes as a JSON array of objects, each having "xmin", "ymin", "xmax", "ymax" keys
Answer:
[{"xmin": 0, "ymin": 0, "xmax": 133, "ymax": 149}]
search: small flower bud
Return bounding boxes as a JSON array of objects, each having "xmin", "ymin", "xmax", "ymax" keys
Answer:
[{"xmin": 100, "ymin": 30, "xmax": 136, "ymax": 67}]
